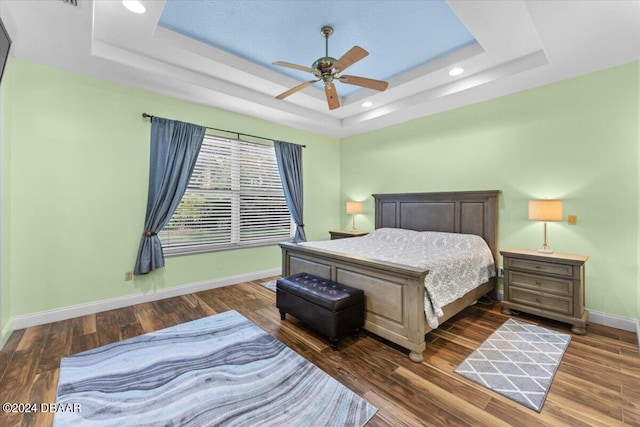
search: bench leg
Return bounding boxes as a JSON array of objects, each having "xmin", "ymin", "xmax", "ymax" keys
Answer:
[
  {"xmin": 352, "ymin": 328, "xmax": 360, "ymax": 339},
  {"xmin": 329, "ymin": 338, "xmax": 339, "ymax": 351},
  {"xmin": 279, "ymin": 311, "xmax": 286, "ymax": 320}
]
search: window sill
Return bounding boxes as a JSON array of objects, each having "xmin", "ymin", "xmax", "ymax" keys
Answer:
[{"xmin": 163, "ymin": 239, "xmax": 293, "ymax": 257}]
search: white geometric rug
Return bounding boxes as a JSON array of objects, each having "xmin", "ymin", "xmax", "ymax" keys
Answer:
[{"xmin": 455, "ymin": 318, "xmax": 571, "ymax": 412}]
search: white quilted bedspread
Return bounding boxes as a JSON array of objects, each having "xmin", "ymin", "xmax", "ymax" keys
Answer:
[{"xmin": 301, "ymin": 228, "xmax": 495, "ymax": 329}]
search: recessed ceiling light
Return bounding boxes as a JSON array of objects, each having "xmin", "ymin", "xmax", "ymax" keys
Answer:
[
  {"xmin": 449, "ymin": 67, "xmax": 464, "ymax": 76},
  {"xmin": 362, "ymin": 101, "xmax": 373, "ymax": 108},
  {"xmin": 122, "ymin": 0, "xmax": 146, "ymax": 14}
]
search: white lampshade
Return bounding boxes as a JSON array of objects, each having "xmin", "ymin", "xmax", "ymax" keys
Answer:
[
  {"xmin": 528, "ymin": 199, "xmax": 563, "ymax": 222},
  {"xmin": 346, "ymin": 201, "xmax": 362, "ymax": 215},
  {"xmin": 529, "ymin": 199, "xmax": 563, "ymax": 253}
]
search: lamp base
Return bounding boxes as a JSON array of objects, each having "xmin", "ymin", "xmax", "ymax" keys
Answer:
[{"xmin": 538, "ymin": 223, "xmax": 554, "ymax": 253}]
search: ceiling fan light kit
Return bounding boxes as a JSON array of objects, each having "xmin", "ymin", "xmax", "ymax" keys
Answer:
[{"xmin": 273, "ymin": 26, "xmax": 389, "ymax": 110}]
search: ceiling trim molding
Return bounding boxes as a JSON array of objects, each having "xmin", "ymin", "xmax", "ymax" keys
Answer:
[{"xmin": 2, "ymin": 0, "xmax": 638, "ymax": 138}]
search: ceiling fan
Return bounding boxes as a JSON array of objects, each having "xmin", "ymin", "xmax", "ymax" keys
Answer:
[{"xmin": 273, "ymin": 26, "xmax": 389, "ymax": 110}]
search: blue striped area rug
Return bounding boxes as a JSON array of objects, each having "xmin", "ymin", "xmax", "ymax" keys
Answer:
[
  {"xmin": 54, "ymin": 310, "xmax": 377, "ymax": 426},
  {"xmin": 455, "ymin": 318, "xmax": 571, "ymax": 412}
]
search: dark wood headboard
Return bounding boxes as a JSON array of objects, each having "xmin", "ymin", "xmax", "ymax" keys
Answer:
[{"xmin": 373, "ymin": 190, "xmax": 501, "ymax": 265}]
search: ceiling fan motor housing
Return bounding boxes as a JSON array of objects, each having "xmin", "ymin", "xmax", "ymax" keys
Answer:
[
  {"xmin": 312, "ymin": 57, "xmax": 337, "ymax": 72},
  {"xmin": 312, "ymin": 56, "xmax": 337, "ymax": 86}
]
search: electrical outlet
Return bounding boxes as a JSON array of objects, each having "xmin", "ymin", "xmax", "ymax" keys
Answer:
[
  {"xmin": 568, "ymin": 214, "xmax": 577, "ymax": 225},
  {"xmin": 125, "ymin": 271, "xmax": 133, "ymax": 281}
]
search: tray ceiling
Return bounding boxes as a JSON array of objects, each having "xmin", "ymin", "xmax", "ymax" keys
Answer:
[{"xmin": 1, "ymin": 0, "xmax": 639, "ymax": 138}]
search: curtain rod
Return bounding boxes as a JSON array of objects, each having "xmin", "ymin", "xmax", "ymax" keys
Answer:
[{"xmin": 141, "ymin": 113, "xmax": 306, "ymax": 148}]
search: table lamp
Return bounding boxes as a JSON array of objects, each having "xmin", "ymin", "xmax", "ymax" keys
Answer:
[
  {"xmin": 528, "ymin": 199, "xmax": 563, "ymax": 253},
  {"xmin": 346, "ymin": 201, "xmax": 362, "ymax": 231}
]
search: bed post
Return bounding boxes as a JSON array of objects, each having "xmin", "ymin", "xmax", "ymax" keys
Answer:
[{"xmin": 406, "ymin": 274, "xmax": 427, "ymax": 362}]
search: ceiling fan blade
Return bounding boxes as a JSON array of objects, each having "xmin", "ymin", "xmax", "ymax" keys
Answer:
[
  {"xmin": 339, "ymin": 75, "xmax": 389, "ymax": 92},
  {"xmin": 273, "ymin": 61, "xmax": 316, "ymax": 74},
  {"xmin": 276, "ymin": 79, "xmax": 319, "ymax": 100},
  {"xmin": 325, "ymin": 83, "xmax": 340, "ymax": 110},
  {"xmin": 332, "ymin": 46, "xmax": 368, "ymax": 73}
]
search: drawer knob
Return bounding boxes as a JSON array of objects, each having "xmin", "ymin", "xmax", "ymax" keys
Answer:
[
  {"xmin": 535, "ymin": 281, "xmax": 542, "ymax": 285},
  {"xmin": 535, "ymin": 265, "xmax": 541, "ymax": 269},
  {"xmin": 536, "ymin": 298, "xmax": 541, "ymax": 303}
]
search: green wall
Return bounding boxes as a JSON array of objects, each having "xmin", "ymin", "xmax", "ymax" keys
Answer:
[
  {"xmin": 341, "ymin": 61, "xmax": 640, "ymax": 321},
  {"xmin": 0, "ymin": 58, "xmax": 340, "ymax": 342},
  {"xmin": 2, "ymin": 57, "xmax": 640, "ymax": 345}
]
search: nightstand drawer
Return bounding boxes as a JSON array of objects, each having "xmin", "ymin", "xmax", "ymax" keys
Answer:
[
  {"xmin": 509, "ymin": 272, "xmax": 573, "ymax": 296},
  {"xmin": 510, "ymin": 287, "xmax": 573, "ymax": 315},
  {"xmin": 507, "ymin": 258, "xmax": 573, "ymax": 277}
]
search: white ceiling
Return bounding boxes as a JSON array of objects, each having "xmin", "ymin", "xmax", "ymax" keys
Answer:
[{"xmin": 1, "ymin": 0, "xmax": 639, "ymax": 138}]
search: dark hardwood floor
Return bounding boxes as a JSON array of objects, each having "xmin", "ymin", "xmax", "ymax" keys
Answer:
[{"xmin": 1, "ymin": 277, "xmax": 638, "ymax": 426}]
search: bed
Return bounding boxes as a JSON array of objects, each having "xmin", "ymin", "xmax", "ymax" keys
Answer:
[{"xmin": 279, "ymin": 190, "xmax": 501, "ymax": 362}]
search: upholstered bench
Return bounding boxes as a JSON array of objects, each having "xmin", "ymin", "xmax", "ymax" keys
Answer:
[{"xmin": 276, "ymin": 273, "xmax": 365, "ymax": 350}]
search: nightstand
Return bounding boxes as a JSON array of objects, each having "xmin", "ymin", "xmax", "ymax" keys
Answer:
[
  {"xmin": 500, "ymin": 248, "xmax": 589, "ymax": 334},
  {"xmin": 329, "ymin": 230, "xmax": 368, "ymax": 240}
]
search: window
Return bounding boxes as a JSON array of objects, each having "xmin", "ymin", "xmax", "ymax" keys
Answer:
[{"xmin": 159, "ymin": 135, "xmax": 293, "ymax": 255}]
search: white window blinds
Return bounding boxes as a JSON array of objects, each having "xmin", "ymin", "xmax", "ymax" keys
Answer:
[{"xmin": 159, "ymin": 135, "xmax": 293, "ymax": 255}]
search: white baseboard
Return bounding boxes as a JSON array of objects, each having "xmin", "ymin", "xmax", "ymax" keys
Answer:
[
  {"xmin": 489, "ymin": 294, "xmax": 638, "ymax": 350},
  {"xmin": 1, "ymin": 318, "xmax": 13, "ymax": 350},
  {"xmin": 10, "ymin": 268, "xmax": 280, "ymax": 331},
  {"xmin": 588, "ymin": 309, "xmax": 638, "ymax": 333}
]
